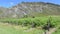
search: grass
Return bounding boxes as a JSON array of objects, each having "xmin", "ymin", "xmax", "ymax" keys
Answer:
[
  {"xmin": 0, "ymin": 23, "xmax": 43, "ymax": 34},
  {"xmin": 52, "ymin": 29, "xmax": 60, "ymax": 34},
  {"xmin": 52, "ymin": 25, "xmax": 60, "ymax": 34}
]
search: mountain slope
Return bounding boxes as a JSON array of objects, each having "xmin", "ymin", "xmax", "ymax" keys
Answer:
[{"xmin": 0, "ymin": 2, "xmax": 60, "ymax": 18}]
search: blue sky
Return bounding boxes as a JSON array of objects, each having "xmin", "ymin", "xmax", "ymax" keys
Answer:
[{"xmin": 0, "ymin": 0, "xmax": 60, "ymax": 8}]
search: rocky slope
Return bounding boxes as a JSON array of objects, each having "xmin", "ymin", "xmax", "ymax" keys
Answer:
[{"xmin": 0, "ymin": 2, "xmax": 60, "ymax": 18}]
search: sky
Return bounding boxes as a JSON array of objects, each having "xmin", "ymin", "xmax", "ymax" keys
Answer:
[{"xmin": 0, "ymin": 0, "xmax": 60, "ymax": 8}]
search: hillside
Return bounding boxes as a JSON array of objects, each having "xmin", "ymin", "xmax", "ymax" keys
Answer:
[{"xmin": 0, "ymin": 2, "xmax": 60, "ymax": 18}]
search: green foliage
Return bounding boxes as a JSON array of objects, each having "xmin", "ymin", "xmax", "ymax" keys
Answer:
[
  {"xmin": 0, "ymin": 16, "xmax": 60, "ymax": 28},
  {"xmin": 42, "ymin": 17, "xmax": 55, "ymax": 31},
  {"xmin": 23, "ymin": 15, "xmax": 28, "ymax": 18}
]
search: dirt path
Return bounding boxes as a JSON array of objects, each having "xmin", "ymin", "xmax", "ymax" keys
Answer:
[
  {"xmin": 24, "ymin": 28, "xmax": 35, "ymax": 32},
  {"xmin": 47, "ymin": 28, "xmax": 56, "ymax": 34},
  {"xmin": 43, "ymin": 28, "xmax": 57, "ymax": 34}
]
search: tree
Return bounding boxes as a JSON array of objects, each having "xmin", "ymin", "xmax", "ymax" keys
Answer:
[{"xmin": 42, "ymin": 16, "xmax": 54, "ymax": 34}]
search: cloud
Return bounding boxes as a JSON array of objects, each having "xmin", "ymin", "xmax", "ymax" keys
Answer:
[{"xmin": 10, "ymin": 2, "xmax": 14, "ymax": 5}]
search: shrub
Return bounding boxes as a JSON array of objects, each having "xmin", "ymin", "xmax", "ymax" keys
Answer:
[{"xmin": 0, "ymin": 16, "xmax": 60, "ymax": 28}]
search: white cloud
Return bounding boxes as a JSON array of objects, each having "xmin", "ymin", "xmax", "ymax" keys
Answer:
[{"xmin": 10, "ymin": 2, "xmax": 14, "ymax": 5}]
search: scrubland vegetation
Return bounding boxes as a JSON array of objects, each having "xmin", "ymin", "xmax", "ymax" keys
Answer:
[
  {"xmin": 0, "ymin": 16, "xmax": 60, "ymax": 34},
  {"xmin": 0, "ymin": 16, "xmax": 60, "ymax": 27}
]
